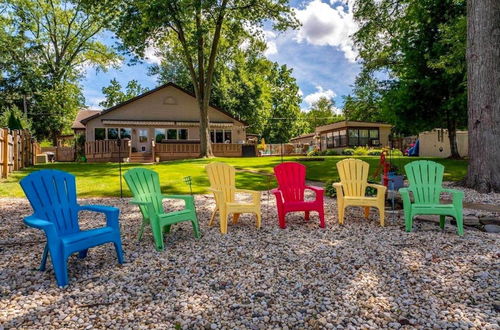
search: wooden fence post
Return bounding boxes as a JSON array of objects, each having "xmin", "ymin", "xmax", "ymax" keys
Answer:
[
  {"xmin": 13, "ymin": 130, "xmax": 19, "ymax": 171},
  {"xmin": 2, "ymin": 128, "xmax": 9, "ymax": 178}
]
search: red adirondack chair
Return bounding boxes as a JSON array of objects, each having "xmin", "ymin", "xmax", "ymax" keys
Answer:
[{"xmin": 272, "ymin": 162, "xmax": 325, "ymax": 229}]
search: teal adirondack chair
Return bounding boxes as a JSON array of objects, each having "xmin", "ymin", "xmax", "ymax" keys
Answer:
[
  {"xmin": 399, "ymin": 160, "xmax": 464, "ymax": 235},
  {"xmin": 124, "ymin": 168, "xmax": 201, "ymax": 251}
]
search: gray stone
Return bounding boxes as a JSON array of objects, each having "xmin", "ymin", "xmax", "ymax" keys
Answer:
[{"xmin": 484, "ymin": 224, "xmax": 500, "ymax": 233}]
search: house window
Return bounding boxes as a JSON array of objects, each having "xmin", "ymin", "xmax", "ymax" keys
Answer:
[
  {"xmin": 321, "ymin": 135, "xmax": 326, "ymax": 150},
  {"xmin": 95, "ymin": 128, "xmax": 105, "ymax": 140},
  {"xmin": 155, "ymin": 128, "xmax": 166, "ymax": 142},
  {"xmin": 107, "ymin": 128, "xmax": 119, "ymax": 140},
  {"xmin": 178, "ymin": 129, "xmax": 188, "ymax": 140},
  {"xmin": 120, "ymin": 128, "xmax": 131, "ymax": 139},
  {"xmin": 333, "ymin": 131, "xmax": 340, "ymax": 147},
  {"xmin": 210, "ymin": 131, "xmax": 215, "ymax": 143},
  {"xmin": 167, "ymin": 129, "xmax": 177, "ymax": 140},
  {"xmin": 224, "ymin": 131, "xmax": 232, "ymax": 143},
  {"xmin": 327, "ymin": 132, "xmax": 334, "ymax": 148},
  {"xmin": 369, "ymin": 129, "xmax": 380, "ymax": 146},
  {"xmin": 215, "ymin": 130, "xmax": 224, "ymax": 143},
  {"xmin": 339, "ymin": 130, "xmax": 347, "ymax": 147},
  {"xmin": 348, "ymin": 129, "xmax": 359, "ymax": 147},
  {"xmin": 138, "ymin": 129, "xmax": 148, "ymax": 143},
  {"xmin": 359, "ymin": 129, "xmax": 369, "ymax": 146}
]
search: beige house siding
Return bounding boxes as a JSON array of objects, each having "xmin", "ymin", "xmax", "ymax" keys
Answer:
[
  {"xmin": 419, "ymin": 129, "xmax": 468, "ymax": 157},
  {"xmin": 84, "ymin": 85, "xmax": 246, "ymax": 152}
]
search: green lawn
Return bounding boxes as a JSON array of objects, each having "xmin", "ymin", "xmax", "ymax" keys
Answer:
[{"xmin": 0, "ymin": 156, "xmax": 468, "ymax": 198}]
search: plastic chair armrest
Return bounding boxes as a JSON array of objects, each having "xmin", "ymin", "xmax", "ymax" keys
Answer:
[
  {"xmin": 79, "ymin": 204, "xmax": 120, "ymax": 228},
  {"xmin": 399, "ymin": 188, "xmax": 412, "ymax": 206},
  {"xmin": 271, "ymin": 188, "xmax": 284, "ymax": 204},
  {"xmin": 367, "ymin": 183, "xmax": 387, "ymax": 198},
  {"xmin": 24, "ymin": 216, "xmax": 53, "ymax": 229},
  {"xmin": 332, "ymin": 182, "xmax": 344, "ymax": 196},
  {"xmin": 236, "ymin": 189, "xmax": 261, "ymax": 204}
]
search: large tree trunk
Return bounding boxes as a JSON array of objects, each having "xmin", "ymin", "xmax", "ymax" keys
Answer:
[
  {"xmin": 199, "ymin": 101, "xmax": 213, "ymax": 158},
  {"xmin": 465, "ymin": 0, "xmax": 500, "ymax": 192}
]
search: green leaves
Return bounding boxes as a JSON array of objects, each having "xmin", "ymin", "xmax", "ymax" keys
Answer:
[{"xmin": 99, "ymin": 79, "xmax": 149, "ymax": 108}]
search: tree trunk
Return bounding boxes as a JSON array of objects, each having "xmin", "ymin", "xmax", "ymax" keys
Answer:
[
  {"xmin": 465, "ymin": 0, "xmax": 500, "ymax": 192},
  {"xmin": 198, "ymin": 100, "xmax": 213, "ymax": 158},
  {"xmin": 447, "ymin": 120, "xmax": 460, "ymax": 159}
]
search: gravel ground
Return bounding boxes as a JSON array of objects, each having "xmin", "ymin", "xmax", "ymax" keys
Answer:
[{"xmin": 0, "ymin": 194, "xmax": 499, "ymax": 329}]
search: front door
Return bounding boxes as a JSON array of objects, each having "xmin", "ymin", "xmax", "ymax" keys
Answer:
[{"xmin": 137, "ymin": 128, "xmax": 150, "ymax": 152}]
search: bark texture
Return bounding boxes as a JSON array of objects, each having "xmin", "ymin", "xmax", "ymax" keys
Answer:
[{"xmin": 466, "ymin": 0, "xmax": 500, "ymax": 192}]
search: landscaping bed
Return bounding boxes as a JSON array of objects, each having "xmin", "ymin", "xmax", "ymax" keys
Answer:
[{"xmin": 0, "ymin": 194, "xmax": 498, "ymax": 328}]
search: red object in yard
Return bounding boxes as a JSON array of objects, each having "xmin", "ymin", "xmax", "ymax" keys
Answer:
[{"xmin": 272, "ymin": 162, "xmax": 325, "ymax": 229}]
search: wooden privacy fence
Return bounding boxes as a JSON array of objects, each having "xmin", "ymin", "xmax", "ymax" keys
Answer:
[{"xmin": 1, "ymin": 128, "xmax": 39, "ymax": 179}]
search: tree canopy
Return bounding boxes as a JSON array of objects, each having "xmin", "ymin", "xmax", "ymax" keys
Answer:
[{"xmin": 99, "ymin": 79, "xmax": 149, "ymax": 108}]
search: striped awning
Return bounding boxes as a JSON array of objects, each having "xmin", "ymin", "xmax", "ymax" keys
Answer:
[{"xmin": 101, "ymin": 119, "xmax": 234, "ymax": 128}]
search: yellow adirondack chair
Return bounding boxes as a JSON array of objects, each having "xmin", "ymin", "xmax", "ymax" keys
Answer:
[
  {"xmin": 333, "ymin": 159, "xmax": 387, "ymax": 226},
  {"xmin": 205, "ymin": 162, "xmax": 261, "ymax": 234}
]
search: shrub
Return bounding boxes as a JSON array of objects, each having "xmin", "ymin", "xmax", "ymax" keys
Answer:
[
  {"xmin": 325, "ymin": 179, "xmax": 336, "ymax": 197},
  {"xmin": 325, "ymin": 149, "xmax": 338, "ymax": 156},
  {"xmin": 342, "ymin": 148, "xmax": 354, "ymax": 155},
  {"xmin": 353, "ymin": 146, "xmax": 369, "ymax": 156},
  {"xmin": 307, "ymin": 150, "xmax": 318, "ymax": 157},
  {"xmin": 367, "ymin": 149, "xmax": 383, "ymax": 156},
  {"xmin": 389, "ymin": 149, "xmax": 403, "ymax": 156}
]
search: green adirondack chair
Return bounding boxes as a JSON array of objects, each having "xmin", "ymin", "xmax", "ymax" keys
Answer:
[
  {"xmin": 399, "ymin": 160, "xmax": 464, "ymax": 236},
  {"xmin": 124, "ymin": 168, "xmax": 201, "ymax": 251}
]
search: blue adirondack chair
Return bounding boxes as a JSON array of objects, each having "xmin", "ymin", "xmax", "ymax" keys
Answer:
[{"xmin": 20, "ymin": 170, "xmax": 124, "ymax": 287}]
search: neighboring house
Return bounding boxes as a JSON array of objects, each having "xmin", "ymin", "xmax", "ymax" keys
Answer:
[
  {"xmin": 75, "ymin": 82, "xmax": 249, "ymax": 162},
  {"xmin": 418, "ymin": 129, "xmax": 468, "ymax": 157},
  {"xmin": 289, "ymin": 133, "xmax": 317, "ymax": 146},
  {"xmin": 289, "ymin": 121, "xmax": 392, "ymax": 152},
  {"xmin": 72, "ymin": 109, "xmax": 101, "ymax": 135}
]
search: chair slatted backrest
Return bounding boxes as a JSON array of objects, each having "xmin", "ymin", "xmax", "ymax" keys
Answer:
[
  {"xmin": 274, "ymin": 162, "xmax": 306, "ymax": 202},
  {"xmin": 337, "ymin": 159, "xmax": 370, "ymax": 197},
  {"xmin": 205, "ymin": 162, "xmax": 236, "ymax": 203},
  {"xmin": 124, "ymin": 168, "xmax": 164, "ymax": 217},
  {"xmin": 404, "ymin": 160, "xmax": 444, "ymax": 204},
  {"xmin": 20, "ymin": 169, "xmax": 79, "ymax": 235}
]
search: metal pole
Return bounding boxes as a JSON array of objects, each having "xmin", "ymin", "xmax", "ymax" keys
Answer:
[{"xmin": 117, "ymin": 138, "xmax": 123, "ymax": 198}]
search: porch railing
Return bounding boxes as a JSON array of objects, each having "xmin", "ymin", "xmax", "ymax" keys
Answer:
[
  {"xmin": 154, "ymin": 143, "xmax": 243, "ymax": 160},
  {"xmin": 85, "ymin": 140, "xmax": 131, "ymax": 162}
]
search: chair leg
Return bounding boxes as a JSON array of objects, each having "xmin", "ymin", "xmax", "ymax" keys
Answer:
[
  {"xmin": 439, "ymin": 215, "xmax": 446, "ymax": 230},
  {"xmin": 378, "ymin": 207, "xmax": 385, "ymax": 227},
  {"xmin": 191, "ymin": 217, "xmax": 201, "ymax": 239},
  {"xmin": 364, "ymin": 207, "xmax": 370, "ymax": 219},
  {"xmin": 232, "ymin": 213, "xmax": 240, "ymax": 224},
  {"xmin": 53, "ymin": 255, "xmax": 69, "ymax": 288},
  {"xmin": 114, "ymin": 238, "xmax": 124, "ymax": 264},
  {"xmin": 209, "ymin": 207, "xmax": 218, "ymax": 226},
  {"xmin": 220, "ymin": 210, "xmax": 228, "ymax": 234},
  {"xmin": 305, "ymin": 211, "xmax": 310, "ymax": 221},
  {"xmin": 404, "ymin": 212, "xmax": 413, "ymax": 232},
  {"xmin": 455, "ymin": 212, "xmax": 464, "ymax": 236},
  {"xmin": 151, "ymin": 221, "xmax": 164, "ymax": 251},
  {"xmin": 278, "ymin": 209, "xmax": 286, "ymax": 229},
  {"xmin": 39, "ymin": 243, "xmax": 49, "ymax": 271},
  {"xmin": 78, "ymin": 249, "xmax": 88, "ymax": 259},
  {"xmin": 338, "ymin": 205, "xmax": 345, "ymax": 225},
  {"xmin": 256, "ymin": 212, "xmax": 262, "ymax": 229},
  {"xmin": 318, "ymin": 208, "xmax": 325, "ymax": 228}
]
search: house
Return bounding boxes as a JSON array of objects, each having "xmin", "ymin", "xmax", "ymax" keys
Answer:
[
  {"xmin": 75, "ymin": 82, "xmax": 249, "ymax": 162},
  {"xmin": 418, "ymin": 129, "xmax": 468, "ymax": 157},
  {"xmin": 72, "ymin": 109, "xmax": 101, "ymax": 135},
  {"xmin": 289, "ymin": 133, "xmax": 317, "ymax": 146},
  {"xmin": 304, "ymin": 121, "xmax": 392, "ymax": 152}
]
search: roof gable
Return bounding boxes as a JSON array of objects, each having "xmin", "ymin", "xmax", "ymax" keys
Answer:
[{"xmin": 81, "ymin": 82, "xmax": 247, "ymax": 126}]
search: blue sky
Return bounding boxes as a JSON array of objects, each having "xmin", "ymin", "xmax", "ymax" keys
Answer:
[{"xmin": 82, "ymin": 0, "xmax": 360, "ymax": 112}]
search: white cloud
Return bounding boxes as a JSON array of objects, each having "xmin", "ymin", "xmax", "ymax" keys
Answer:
[
  {"xmin": 303, "ymin": 85, "xmax": 336, "ymax": 107},
  {"xmin": 144, "ymin": 44, "xmax": 162, "ymax": 65},
  {"xmin": 87, "ymin": 97, "xmax": 105, "ymax": 109},
  {"xmin": 262, "ymin": 30, "xmax": 278, "ymax": 56},
  {"xmin": 294, "ymin": 0, "xmax": 359, "ymax": 62}
]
